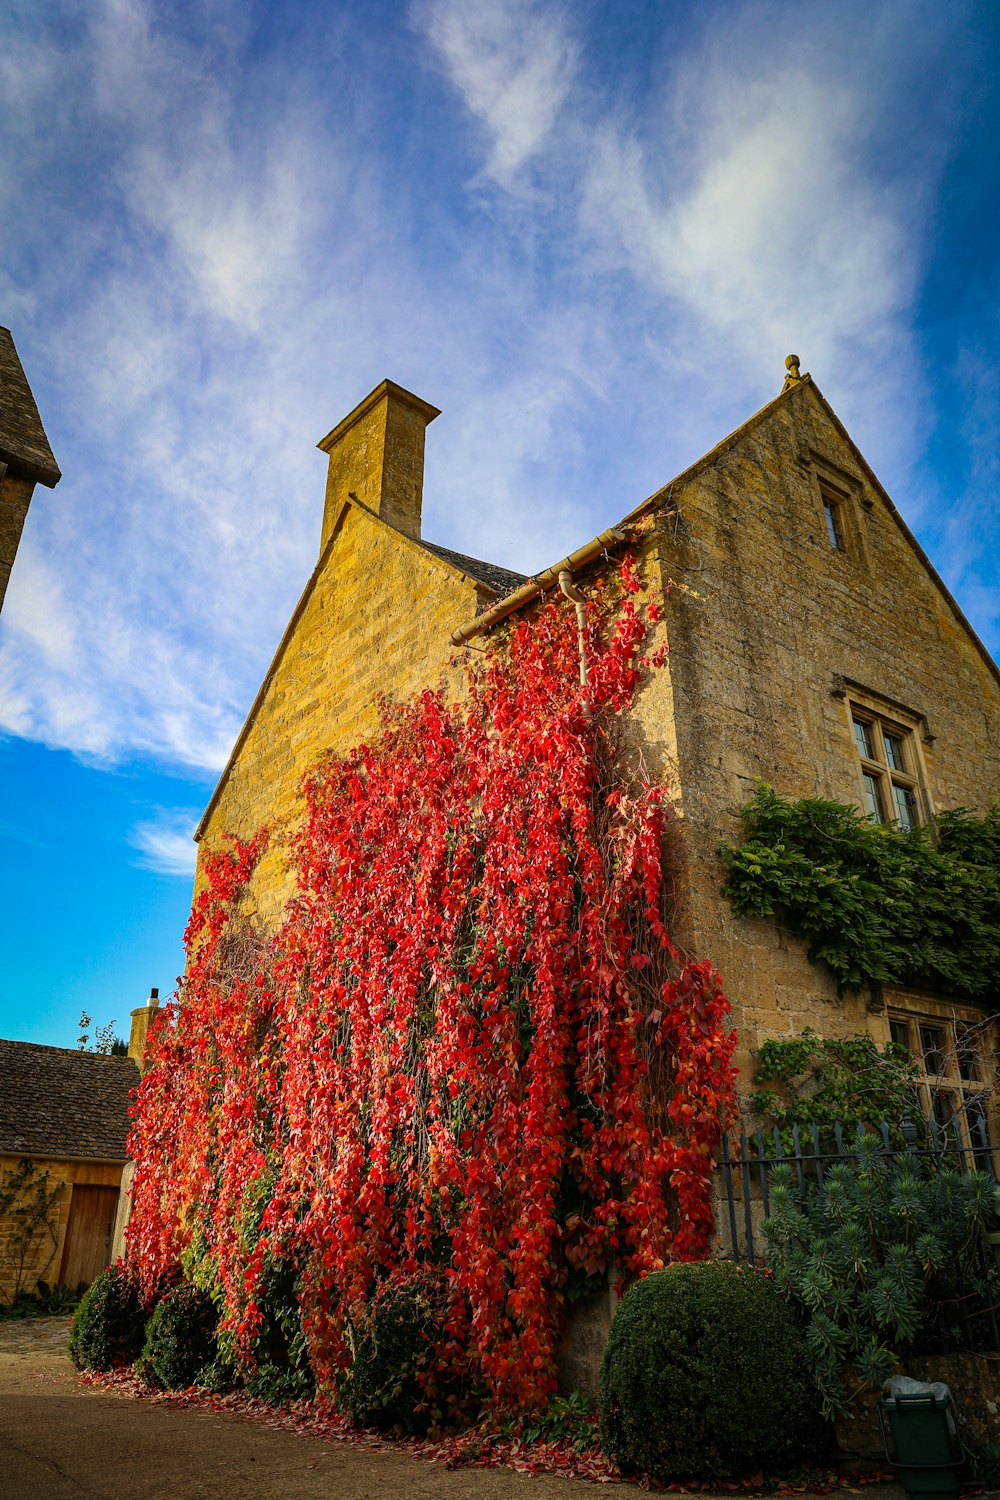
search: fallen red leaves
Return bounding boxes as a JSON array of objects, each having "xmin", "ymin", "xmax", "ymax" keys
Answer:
[{"xmin": 81, "ymin": 1368, "xmax": 904, "ymax": 1496}]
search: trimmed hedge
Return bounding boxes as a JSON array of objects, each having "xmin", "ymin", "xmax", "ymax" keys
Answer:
[
  {"xmin": 137, "ymin": 1282, "xmax": 219, "ymax": 1390},
  {"xmin": 599, "ymin": 1261, "xmax": 825, "ymax": 1480},
  {"xmin": 69, "ymin": 1265, "xmax": 147, "ymax": 1372}
]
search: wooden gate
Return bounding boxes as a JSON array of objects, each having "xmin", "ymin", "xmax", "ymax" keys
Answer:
[{"xmin": 58, "ymin": 1184, "xmax": 119, "ymax": 1288}]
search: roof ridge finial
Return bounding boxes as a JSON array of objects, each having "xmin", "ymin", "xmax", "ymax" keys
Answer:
[{"xmin": 783, "ymin": 353, "xmax": 802, "ymax": 390}]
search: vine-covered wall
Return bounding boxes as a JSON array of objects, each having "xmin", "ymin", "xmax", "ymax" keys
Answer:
[
  {"xmin": 645, "ymin": 376, "xmax": 1000, "ymax": 1077},
  {"xmin": 126, "ymin": 569, "xmax": 736, "ymax": 1414},
  {"xmin": 721, "ymin": 784, "xmax": 1000, "ymax": 999}
]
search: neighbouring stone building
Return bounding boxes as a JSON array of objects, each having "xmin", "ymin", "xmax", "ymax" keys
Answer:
[
  {"xmin": 195, "ymin": 360, "xmax": 1000, "ymax": 1148},
  {"xmin": 0, "ymin": 326, "xmax": 60, "ymax": 612},
  {"xmin": 0, "ymin": 995, "xmax": 160, "ymax": 1300},
  {"xmin": 0, "ymin": 1042, "xmax": 137, "ymax": 1300}
]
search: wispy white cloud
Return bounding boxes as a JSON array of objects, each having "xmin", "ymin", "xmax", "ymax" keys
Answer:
[
  {"xmin": 577, "ymin": 24, "xmax": 929, "ymax": 471},
  {"xmin": 413, "ymin": 0, "xmax": 579, "ymax": 189},
  {"xmin": 0, "ymin": 0, "xmax": 990, "ymax": 785},
  {"xmin": 130, "ymin": 808, "xmax": 199, "ymax": 877}
]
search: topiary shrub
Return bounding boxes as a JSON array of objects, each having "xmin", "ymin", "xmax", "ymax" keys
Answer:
[
  {"xmin": 69, "ymin": 1265, "xmax": 147, "ymax": 1372},
  {"xmin": 599, "ymin": 1261, "xmax": 825, "ymax": 1481},
  {"xmin": 340, "ymin": 1269, "xmax": 455, "ymax": 1433},
  {"xmin": 137, "ymin": 1282, "xmax": 219, "ymax": 1389}
]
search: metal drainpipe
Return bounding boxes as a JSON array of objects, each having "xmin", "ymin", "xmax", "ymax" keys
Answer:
[{"xmin": 558, "ymin": 569, "xmax": 591, "ymax": 718}]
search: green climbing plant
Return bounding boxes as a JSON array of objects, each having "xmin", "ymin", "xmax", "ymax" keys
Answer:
[
  {"xmin": 750, "ymin": 1028, "xmax": 922, "ymax": 1149},
  {"xmin": 720, "ymin": 785, "xmax": 1000, "ymax": 997}
]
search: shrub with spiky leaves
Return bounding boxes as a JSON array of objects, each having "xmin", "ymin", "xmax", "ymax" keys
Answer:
[{"xmin": 764, "ymin": 1132, "xmax": 1000, "ymax": 1415}]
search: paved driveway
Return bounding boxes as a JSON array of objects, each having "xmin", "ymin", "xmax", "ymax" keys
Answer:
[{"xmin": 0, "ymin": 1319, "xmax": 907, "ymax": 1500}]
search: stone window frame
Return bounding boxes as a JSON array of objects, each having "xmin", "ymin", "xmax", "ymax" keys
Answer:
[
  {"xmin": 806, "ymin": 452, "xmax": 873, "ymax": 569},
  {"xmin": 851, "ymin": 704, "xmax": 922, "ymax": 827},
  {"xmin": 820, "ymin": 475, "xmax": 850, "ymax": 551},
  {"xmin": 832, "ymin": 680, "xmax": 935, "ymax": 828},
  {"xmin": 887, "ymin": 1005, "xmax": 998, "ymax": 1169}
]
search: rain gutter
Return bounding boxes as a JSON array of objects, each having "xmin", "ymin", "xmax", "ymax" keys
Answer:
[{"xmin": 449, "ymin": 526, "xmax": 628, "ymax": 647}]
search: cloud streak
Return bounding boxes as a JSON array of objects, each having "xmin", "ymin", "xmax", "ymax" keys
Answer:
[
  {"xmin": 0, "ymin": 0, "xmax": 993, "ymax": 780},
  {"xmin": 414, "ymin": 0, "xmax": 579, "ymax": 190},
  {"xmin": 130, "ymin": 809, "xmax": 200, "ymax": 877}
]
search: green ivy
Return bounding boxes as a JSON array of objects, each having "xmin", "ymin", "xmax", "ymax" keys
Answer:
[
  {"xmin": 751, "ymin": 1028, "xmax": 921, "ymax": 1147},
  {"xmin": 720, "ymin": 785, "xmax": 1000, "ymax": 997}
]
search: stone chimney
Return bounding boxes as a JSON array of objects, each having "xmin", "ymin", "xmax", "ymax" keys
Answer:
[
  {"xmin": 317, "ymin": 379, "xmax": 440, "ymax": 552},
  {"xmin": 128, "ymin": 987, "xmax": 160, "ymax": 1066}
]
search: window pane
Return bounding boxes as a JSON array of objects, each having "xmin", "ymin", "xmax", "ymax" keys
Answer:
[
  {"xmin": 956, "ymin": 1024, "xmax": 980, "ymax": 1082},
  {"xmin": 930, "ymin": 1091, "xmax": 961, "ymax": 1155},
  {"xmin": 920, "ymin": 1025, "xmax": 946, "ymax": 1076},
  {"xmin": 965, "ymin": 1095, "xmax": 995, "ymax": 1173},
  {"xmin": 884, "ymin": 732, "xmax": 905, "ymax": 770},
  {"xmin": 889, "ymin": 1019, "xmax": 911, "ymax": 1057},
  {"xmin": 854, "ymin": 719, "xmax": 875, "ymax": 759},
  {"xmin": 824, "ymin": 499, "xmax": 844, "ymax": 549},
  {"xmin": 893, "ymin": 783, "xmax": 916, "ymax": 829},
  {"xmin": 863, "ymin": 772, "xmax": 885, "ymax": 821}
]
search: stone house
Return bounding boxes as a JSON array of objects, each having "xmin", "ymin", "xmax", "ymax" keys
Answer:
[
  {"xmin": 194, "ymin": 361, "xmax": 1000, "ymax": 1146},
  {"xmin": 0, "ymin": 995, "xmax": 162, "ymax": 1299},
  {"xmin": 0, "ymin": 325, "xmax": 61, "ymax": 612},
  {"xmin": 0, "ymin": 1041, "xmax": 137, "ymax": 1299}
]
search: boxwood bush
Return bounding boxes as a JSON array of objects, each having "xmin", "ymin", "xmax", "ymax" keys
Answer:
[
  {"xmin": 137, "ymin": 1282, "xmax": 219, "ymax": 1389},
  {"xmin": 340, "ymin": 1269, "xmax": 453, "ymax": 1433},
  {"xmin": 68, "ymin": 1265, "xmax": 147, "ymax": 1372},
  {"xmin": 599, "ymin": 1261, "xmax": 825, "ymax": 1481}
]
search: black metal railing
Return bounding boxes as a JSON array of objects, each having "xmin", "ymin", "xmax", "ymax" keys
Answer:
[
  {"xmin": 719, "ymin": 1113, "xmax": 997, "ymax": 1262},
  {"xmin": 716, "ymin": 1112, "xmax": 1000, "ymax": 1352}
]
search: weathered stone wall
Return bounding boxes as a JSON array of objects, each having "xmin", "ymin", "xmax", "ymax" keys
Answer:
[
  {"xmin": 636, "ymin": 379, "xmax": 1000, "ymax": 1098},
  {"xmin": 0, "ymin": 469, "xmax": 35, "ymax": 611},
  {"xmin": 197, "ymin": 500, "xmax": 486, "ymax": 924}
]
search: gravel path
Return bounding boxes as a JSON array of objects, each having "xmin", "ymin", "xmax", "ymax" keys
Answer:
[{"xmin": 0, "ymin": 1314, "xmax": 73, "ymax": 1356}]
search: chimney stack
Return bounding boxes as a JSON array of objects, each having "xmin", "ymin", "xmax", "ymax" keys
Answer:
[
  {"xmin": 128, "ymin": 987, "xmax": 160, "ymax": 1066},
  {"xmin": 317, "ymin": 379, "xmax": 440, "ymax": 552}
]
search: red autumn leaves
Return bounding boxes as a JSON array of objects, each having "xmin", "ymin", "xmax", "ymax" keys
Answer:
[{"xmin": 125, "ymin": 558, "xmax": 736, "ymax": 1413}]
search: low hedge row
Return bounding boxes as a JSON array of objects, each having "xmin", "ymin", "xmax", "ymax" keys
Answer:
[{"xmin": 70, "ymin": 1257, "xmax": 826, "ymax": 1480}]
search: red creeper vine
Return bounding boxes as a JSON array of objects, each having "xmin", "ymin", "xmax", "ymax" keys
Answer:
[{"xmin": 126, "ymin": 557, "xmax": 737, "ymax": 1413}]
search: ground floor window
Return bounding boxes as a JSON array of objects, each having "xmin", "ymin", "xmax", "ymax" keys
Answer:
[{"xmin": 888, "ymin": 1010, "xmax": 998, "ymax": 1172}]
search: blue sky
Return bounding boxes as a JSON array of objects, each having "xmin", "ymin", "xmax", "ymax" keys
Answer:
[{"xmin": 1, "ymin": 0, "xmax": 999, "ymax": 1046}]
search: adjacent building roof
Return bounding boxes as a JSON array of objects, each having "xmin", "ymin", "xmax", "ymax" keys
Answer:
[
  {"xmin": 419, "ymin": 540, "xmax": 526, "ymax": 598},
  {"xmin": 0, "ymin": 1040, "xmax": 137, "ymax": 1161},
  {"xmin": 0, "ymin": 327, "xmax": 61, "ymax": 487}
]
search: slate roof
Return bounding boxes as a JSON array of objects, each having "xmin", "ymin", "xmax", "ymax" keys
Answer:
[
  {"xmin": 420, "ymin": 540, "xmax": 526, "ymax": 598},
  {"xmin": 0, "ymin": 1040, "xmax": 137, "ymax": 1161},
  {"xmin": 0, "ymin": 328, "xmax": 61, "ymax": 487}
]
